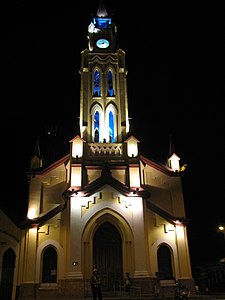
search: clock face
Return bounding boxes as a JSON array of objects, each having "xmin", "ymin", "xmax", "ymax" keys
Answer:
[{"xmin": 96, "ymin": 38, "xmax": 109, "ymax": 49}]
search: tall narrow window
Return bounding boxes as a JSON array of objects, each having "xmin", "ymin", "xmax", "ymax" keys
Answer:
[
  {"xmin": 42, "ymin": 247, "xmax": 57, "ymax": 283},
  {"xmin": 94, "ymin": 111, "xmax": 100, "ymax": 142},
  {"xmin": 107, "ymin": 71, "xmax": 114, "ymax": 96},
  {"xmin": 109, "ymin": 111, "xmax": 114, "ymax": 142},
  {"xmin": 93, "ymin": 70, "xmax": 100, "ymax": 96},
  {"xmin": 106, "ymin": 104, "xmax": 117, "ymax": 142},
  {"xmin": 157, "ymin": 245, "xmax": 173, "ymax": 280}
]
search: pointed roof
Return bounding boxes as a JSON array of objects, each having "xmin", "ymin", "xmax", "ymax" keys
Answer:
[
  {"xmin": 67, "ymin": 164, "xmax": 150, "ymax": 198},
  {"xmin": 24, "ymin": 163, "xmax": 189, "ymax": 228},
  {"xmin": 69, "ymin": 135, "xmax": 86, "ymax": 143},
  {"xmin": 125, "ymin": 135, "xmax": 140, "ymax": 143},
  {"xmin": 34, "ymin": 136, "xmax": 41, "ymax": 158},
  {"xmin": 97, "ymin": 0, "xmax": 108, "ymax": 17},
  {"xmin": 29, "ymin": 136, "xmax": 43, "ymax": 171},
  {"xmin": 169, "ymin": 134, "xmax": 176, "ymax": 157},
  {"xmin": 28, "ymin": 154, "xmax": 70, "ymax": 177},
  {"xmin": 24, "ymin": 164, "xmax": 150, "ymax": 228},
  {"xmin": 146, "ymin": 199, "xmax": 189, "ymax": 226},
  {"xmin": 140, "ymin": 154, "xmax": 181, "ymax": 176}
]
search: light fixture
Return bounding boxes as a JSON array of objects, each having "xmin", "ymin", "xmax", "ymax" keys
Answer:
[
  {"xmin": 218, "ymin": 226, "xmax": 225, "ymax": 240},
  {"xmin": 133, "ymin": 188, "xmax": 139, "ymax": 194}
]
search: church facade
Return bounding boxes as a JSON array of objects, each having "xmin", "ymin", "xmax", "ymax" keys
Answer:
[{"xmin": 0, "ymin": 3, "xmax": 195, "ymax": 299}]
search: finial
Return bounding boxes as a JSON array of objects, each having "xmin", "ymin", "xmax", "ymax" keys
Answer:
[{"xmin": 97, "ymin": 0, "xmax": 108, "ymax": 17}]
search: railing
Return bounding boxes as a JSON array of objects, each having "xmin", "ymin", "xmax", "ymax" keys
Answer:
[{"xmin": 88, "ymin": 143, "xmax": 123, "ymax": 157}]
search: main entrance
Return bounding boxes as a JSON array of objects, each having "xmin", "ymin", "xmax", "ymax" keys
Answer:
[{"xmin": 93, "ymin": 222, "xmax": 123, "ymax": 291}]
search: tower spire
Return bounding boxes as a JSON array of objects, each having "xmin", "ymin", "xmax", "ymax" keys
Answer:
[
  {"xmin": 30, "ymin": 136, "xmax": 43, "ymax": 170},
  {"xmin": 169, "ymin": 134, "xmax": 176, "ymax": 157},
  {"xmin": 167, "ymin": 134, "xmax": 180, "ymax": 172},
  {"xmin": 97, "ymin": 0, "xmax": 108, "ymax": 17}
]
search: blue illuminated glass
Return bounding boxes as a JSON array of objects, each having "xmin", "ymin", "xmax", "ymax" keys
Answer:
[
  {"xmin": 107, "ymin": 71, "xmax": 114, "ymax": 96},
  {"xmin": 109, "ymin": 111, "xmax": 114, "ymax": 142},
  {"xmin": 94, "ymin": 71, "xmax": 100, "ymax": 96},
  {"xmin": 94, "ymin": 111, "xmax": 100, "ymax": 142},
  {"xmin": 94, "ymin": 18, "xmax": 111, "ymax": 29}
]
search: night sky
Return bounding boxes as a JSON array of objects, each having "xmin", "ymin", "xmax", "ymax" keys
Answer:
[{"xmin": 1, "ymin": 1, "xmax": 224, "ymax": 270}]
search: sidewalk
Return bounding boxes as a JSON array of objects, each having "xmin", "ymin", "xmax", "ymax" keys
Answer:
[{"xmin": 20, "ymin": 294, "xmax": 225, "ymax": 300}]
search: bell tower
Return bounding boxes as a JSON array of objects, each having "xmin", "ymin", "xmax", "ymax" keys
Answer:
[
  {"xmin": 87, "ymin": 1, "xmax": 118, "ymax": 53},
  {"xmin": 79, "ymin": 1, "xmax": 130, "ymax": 148}
]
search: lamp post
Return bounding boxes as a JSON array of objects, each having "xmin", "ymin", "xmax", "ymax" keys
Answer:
[
  {"xmin": 218, "ymin": 225, "xmax": 225, "ymax": 252},
  {"xmin": 218, "ymin": 226, "xmax": 225, "ymax": 240},
  {"xmin": 217, "ymin": 226, "xmax": 225, "ymax": 265}
]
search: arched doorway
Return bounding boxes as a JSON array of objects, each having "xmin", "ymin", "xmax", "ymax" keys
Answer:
[
  {"xmin": 157, "ymin": 244, "xmax": 173, "ymax": 279},
  {"xmin": 42, "ymin": 246, "xmax": 57, "ymax": 283},
  {"xmin": 93, "ymin": 221, "xmax": 123, "ymax": 291},
  {"xmin": 0, "ymin": 248, "xmax": 16, "ymax": 300}
]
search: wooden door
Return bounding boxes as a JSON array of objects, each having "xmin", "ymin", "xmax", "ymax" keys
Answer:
[{"xmin": 93, "ymin": 222, "xmax": 123, "ymax": 291}]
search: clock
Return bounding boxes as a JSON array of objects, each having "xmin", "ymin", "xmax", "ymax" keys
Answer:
[{"xmin": 96, "ymin": 38, "xmax": 109, "ymax": 49}]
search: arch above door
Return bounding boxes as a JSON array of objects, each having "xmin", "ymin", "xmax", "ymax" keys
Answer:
[{"xmin": 82, "ymin": 209, "xmax": 134, "ymax": 282}]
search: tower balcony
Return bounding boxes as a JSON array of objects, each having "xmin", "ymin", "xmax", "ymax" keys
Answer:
[{"xmin": 88, "ymin": 142, "xmax": 123, "ymax": 157}]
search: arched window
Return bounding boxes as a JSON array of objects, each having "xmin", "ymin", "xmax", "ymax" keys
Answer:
[
  {"xmin": 42, "ymin": 246, "xmax": 57, "ymax": 283},
  {"xmin": 94, "ymin": 111, "xmax": 100, "ymax": 142},
  {"xmin": 157, "ymin": 245, "xmax": 173, "ymax": 280},
  {"xmin": 106, "ymin": 104, "xmax": 117, "ymax": 142},
  {"xmin": 109, "ymin": 111, "xmax": 114, "ymax": 142},
  {"xmin": 107, "ymin": 70, "xmax": 114, "ymax": 96},
  {"xmin": 91, "ymin": 104, "xmax": 103, "ymax": 142},
  {"xmin": 93, "ymin": 70, "xmax": 101, "ymax": 96}
]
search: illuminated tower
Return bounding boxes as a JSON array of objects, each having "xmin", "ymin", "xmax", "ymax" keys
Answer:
[
  {"xmin": 70, "ymin": 1, "xmax": 139, "ymax": 191},
  {"xmin": 79, "ymin": 2, "xmax": 130, "ymax": 145}
]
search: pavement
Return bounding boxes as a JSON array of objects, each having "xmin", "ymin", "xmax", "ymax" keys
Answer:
[{"xmin": 20, "ymin": 294, "xmax": 225, "ymax": 300}]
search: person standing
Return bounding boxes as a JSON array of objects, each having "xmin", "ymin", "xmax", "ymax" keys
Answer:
[
  {"xmin": 125, "ymin": 272, "xmax": 131, "ymax": 294},
  {"xmin": 90, "ymin": 268, "xmax": 102, "ymax": 300}
]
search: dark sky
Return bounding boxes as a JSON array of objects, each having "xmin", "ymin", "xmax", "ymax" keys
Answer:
[{"xmin": 1, "ymin": 1, "xmax": 224, "ymax": 270}]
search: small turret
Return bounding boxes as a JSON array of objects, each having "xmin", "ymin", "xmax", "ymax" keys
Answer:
[
  {"xmin": 167, "ymin": 135, "xmax": 180, "ymax": 172},
  {"xmin": 30, "ymin": 136, "xmax": 43, "ymax": 171}
]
